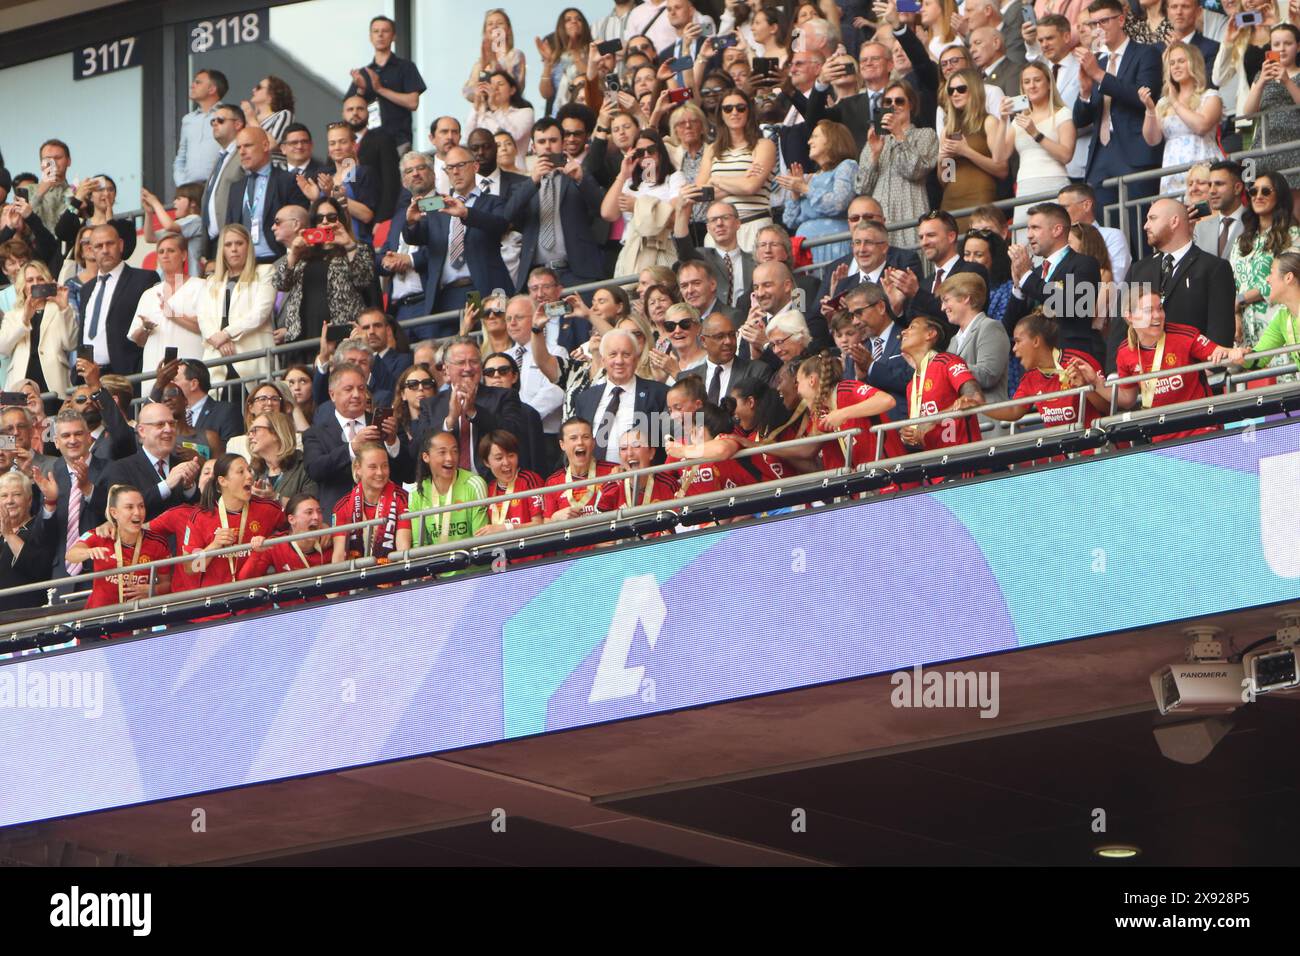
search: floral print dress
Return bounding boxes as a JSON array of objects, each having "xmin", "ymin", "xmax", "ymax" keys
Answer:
[{"xmin": 1230, "ymin": 225, "xmax": 1300, "ymax": 348}]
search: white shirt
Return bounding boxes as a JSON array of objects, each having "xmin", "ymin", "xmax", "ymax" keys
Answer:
[
  {"xmin": 703, "ymin": 358, "xmax": 737, "ymax": 400},
  {"xmin": 335, "ymin": 410, "xmax": 399, "ymax": 459},
  {"xmin": 869, "ymin": 321, "xmax": 898, "ymax": 360},
  {"xmin": 439, "ymin": 190, "xmax": 478, "ymax": 286},
  {"xmin": 509, "ymin": 339, "xmax": 567, "ymax": 433},
  {"xmin": 715, "ymin": 246, "xmax": 744, "ymax": 304},
  {"xmin": 206, "ymin": 143, "xmax": 238, "ymax": 239},
  {"xmin": 594, "ymin": 378, "xmax": 636, "ymax": 465},
  {"xmin": 186, "ymin": 395, "xmax": 208, "ymax": 427},
  {"xmin": 433, "ymin": 154, "xmax": 451, "ymax": 195},
  {"xmin": 85, "ymin": 261, "xmax": 126, "ymax": 365},
  {"xmin": 1095, "ymin": 222, "xmax": 1131, "ymax": 284},
  {"xmin": 1101, "ymin": 40, "xmax": 1130, "ymax": 138},
  {"xmin": 1014, "ymin": 242, "xmax": 1069, "ymax": 297},
  {"xmin": 931, "ymin": 254, "xmax": 960, "ymax": 289},
  {"xmin": 1163, "ymin": 238, "xmax": 1195, "ymax": 272},
  {"xmin": 849, "ymin": 258, "xmax": 887, "ymax": 285},
  {"xmin": 142, "ymin": 447, "xmax": 172, "ymax": 500}
]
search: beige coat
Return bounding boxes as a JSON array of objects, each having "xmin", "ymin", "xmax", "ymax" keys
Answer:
[
  {"xmin": 0, "ymin": 300, "xmax": 80, "ymax": 394},
  {"xmin": 187, "ymin": 264, "xmax": 276, "ymax": 382}
]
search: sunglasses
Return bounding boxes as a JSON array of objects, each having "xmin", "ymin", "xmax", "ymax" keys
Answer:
[
  {"xmin": 947, "ymin": 84, "xmax": 969, "ymax": 95},
  {"xmin": 700, "ymin": 86, "xmax": 727, "ymax": 96},
  {"xmin": 720, "ymin": 103, "xmax": 748, "ymax": 114},
  {"xmin": 1250, "ymin": 185, "xmax": 1275, "ymax": 198},
  {"xmin": 483, "ymin": 309, "xmax": 506, "ymax": 318},
  {"xmin": 403, "ymin": 378, "xmax": 436, "ymax": 390},
  {"xmin": 663, "ymin": 319, "xmax": 695, "ymax": 332},
  {"xmin": 631, "ymin": 147, "xmax": 652, "ymax": 159},
  {"xmin": 483, "ymin": 365, "xmax": 514, "ymax": 376},
  {"xmin": 562, "ymin": 128, "xmax": 587, "ymax": 138},
  {"xmin": 313, "ymin": 212, "xmax": 341, "ymax": 223},
  {"xmin": 881, "ymin": 97, "xmax": 908, "ymax": 107}
]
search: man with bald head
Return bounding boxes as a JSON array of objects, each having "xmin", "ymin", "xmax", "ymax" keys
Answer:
[
  {"xmin": 79, "ymin": 224, "xmax": 159, "ymax": 375},
  {"xmin": 959, "ymin": 0, "xmax": 1026, "ymax": 64},
  {"xmin": 1108, "ymin": 197, "xmax": 1235, "ymax": 370},
  {"xmin": 970, "ymin": 26, "xmax": 1023, "ymax": 97},
  {"xmin": 695, "ymin": 312, "xmax": 770, "ymax": 404},
  {"xmin": 401, "ymin": 144, "xmax": 514, "ymax": 335},
  {"xmin": 342, "ymin": 93, "xmax": 400, "ymax": 221},
  {"xmin": 225, "ymin": 125, "xmax": 307, "ymax": 262}
]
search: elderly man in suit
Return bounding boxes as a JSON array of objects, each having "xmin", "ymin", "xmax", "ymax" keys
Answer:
[
  {"xmin": 820, "ymin": 217, "xmax": 926, "ymax": 311},
  {"xmin": 520, "ymin": 118, "xmax": 605, "ymax": 288},
  {"xmin": 377, "ymin": 150, "xmax": 439, "ymax": 326},
  {"xmin": 33, "ymin": 410, "xmax": 106, "ymax": 579},
  {"xmin": 78, "ymin": 224, "xmax": 159, "ymax": 377},
  {"xmin": 200, "ymin": 102, "xmax": 247, "ymax": 259},
  {"xmin": 402, "ymin": 145, "xmax": 514, "ymax": 339},
  {"xmin": 844, "ymin": 281, "xmax": 910, "ymax": 419},
  {"xmin": 1158, "ymin": 0, "xmax": 1220, "ymax": 67},
  {"xmin": 672, "ymin": 195, "xmax": 755, "ymax": 311},
  {"xmin": 686, "ymin": 313, "xmax": 771, "ymax": 404},
  {"xmin": 303, "ymin": 361, "xmax": 412, "ymax": 515},
  {"xmin": 971, "ymin": 27, "xmax": 1024, "ymax": 97},
  {"xmin": 224, "ymin": 125, "xmax": 308, "ymax": 265},
  {"xmin": 92, "ymin": 401, "xmax": 201, "ymax": 521},
  {"xmin": 414, "ymin": 337, "xmax": 533, "ymax": 476},
  {"xmin": 573, "ymin": 329, "xmax": 670, "ymax": 465}
]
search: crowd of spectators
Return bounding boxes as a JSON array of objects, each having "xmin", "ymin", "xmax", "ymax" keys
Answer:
[{"xmin": 0, "ymin": 0, "xmax": 1295, "ymax": 628}]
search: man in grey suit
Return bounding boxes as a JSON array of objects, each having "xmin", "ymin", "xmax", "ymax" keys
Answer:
[
  {"xmin": 971, "ymin": 27, "xmax": 1024, "ymax": 97},
  {"xmin": 683, "ymin": 313, "xmax": 771, "ymax": 403},
  {"xmin": 941, "ymin": 272, "xmax": 1009, "ymax": 431},
  {"xmin": 672, "ymin": 193, "xmax": 755, "ymax": 311},
  {"xmin": 199, "ymin": 103, "xmax": 247, "ymax": 260},
  {"xmin": 1194, "ymin": 160, "xmax": 1247, "ymax": 260}
]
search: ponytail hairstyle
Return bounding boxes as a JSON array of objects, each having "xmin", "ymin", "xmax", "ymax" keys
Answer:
[
  {"xmin": 730, "ymin": 378, "xmax": 791, "ymax": 437},
  {"xmin": 795, "ymin": 352, "xmax": 844, "ymax": 425},
  {"xmin": 105, "ymin": 483, "xmax": 141, "ymax": 536},
  {"xmin": 1014, "ymin": 311, "xmax": 1061, "ymax": 352},
  {"xmin": 414, "ymin": 429, "xmax": 456, "ymax": 490},
  {"xmin": 1273, "ymin": 250, "xmax": 1300, "ymax": 292},
  {"xmin": 199, "ymin": 452, "xmax": 244, "ymax": 511},
  {"xmin": 696, "ymin": 402, "xmax": 735, "ymax": 440}
]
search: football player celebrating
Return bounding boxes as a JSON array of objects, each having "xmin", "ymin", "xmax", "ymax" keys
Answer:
[
  {"xmin": 188, "ymin": 454, "xmax": 287, "ymax": 588},
  {"xmin": 543, "ymin": 417, "xmax": 619, "ymax": 522},
  {"xmin": 68, "ymin": 483, "xmax": 173, "ymax": 616},
  {"xmin": 603, "ymin": 426, "xmax": 678, "ymax": 510},
  {"xmin": 332, "ymin": 441, "xmax": 413, "ymax": 562},
  {"xmin": 898, "ymin": 315, "xmax": 986, "ymax": 452},
  {"xmin": 728, "ymin": 375, "xmax": 817, "ymax": 480},
  {"xmin": 408, "ymin": 431, "xmax": 488, "ymax": 547},
  {"xmin": 237, "ymin": 492, "xmax": 332, "ymax": 607},
  {"xmin": 476, "ymin": 430, "xmax": 545, "ymax": 537},
  {"xmin": 795, "ymin": 352, "xmax": 904, "ymax": 469}
]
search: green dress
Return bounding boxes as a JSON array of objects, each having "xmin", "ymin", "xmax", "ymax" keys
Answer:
[
  {"xmin": 1249, "ymin": 304, "xmax": 1300, "ymax": 381},
  {"xmin": 1230, "ymin": 226, "xmax": 1300, "ymax": 348}
]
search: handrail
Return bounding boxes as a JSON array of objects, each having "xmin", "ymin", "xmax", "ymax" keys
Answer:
[{"xmin": 0, "ymin": 424, "xmax": 864, "ymax": 602}]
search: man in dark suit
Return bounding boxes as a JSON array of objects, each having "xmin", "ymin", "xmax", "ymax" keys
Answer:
[
  {"xmin": 734, "ymin": 224, "xmax": 823, "ymax": 335},
  {"xmin": 413, "ymin": 337, "xmax": 534, "ymax": 476},
  {"xmin": 377, "ymin": 151, "xmax": 439, "ymax": 326},
  {"xmin": 465, "ymin": 125, "xmax": 532, "ymax": 290},
  {"xmin": 1110, "ymin": 197, "xmax": 1236, "ymax": 371},
  {"xmin": 66, "ymin": 359, "xmax": 137, "ymax": 462},
  {"xmin": 689, "ymin": 314, "xmax": 770, "ymax": 404},
  {"xmin": 819, "ymin": 213, "xmax": 925, "ymax": 307},
  {"xmin": 519, "ymin": 118, "xmax": 605, "ymax": 287},
  {"xmin": 890, "ymin": 211, "xmax": 989, "ymax": 322},
  {"xmin": 79, "ymin": 225, "xmax": 159, "ymax": 377},
  {"xmin": 311, "ymin": 337, "xmax": 396, "ymax": 422},
  {"xmin": 33, "ymin": 410, "xmax": 106, "ymax": 579},
  {"xmin": 224, "ymin": 126, "xmax": 308, "ymax": 263},
  {"xmin": 845, "ymin": 282, "xmax": 910, "ymax": 419},
  {"xmin": 356, "ymin": 307, "xmax": 412, "ymax": 383},
  {"xmin": 343, "ymin": 95, "xmax": 401, "ymax": 222},
  {"xmin": 1004, "ymin": 202, "xmax": 1104, "ymax": 359},
  {"xmin": 401, "ymin": 145, "xmax": 514, "ymax": 336},
  {"xmin": 92, "ymin": 401, "xmax": 202, "ymax": 522},
  {"xmin": 1072, "ymin": 0, "xmax": 1163, "ymax": 214},
  {"xmin": 678, "ymin": 260, "xmax": 736, "ymax": 328},
  {"xmin": 672, "ymin": 195, "xmax": 755, "ymax": 311},
  {"xmin": 572, "ymin": 329, "xmax": 670, "ymax": 464},
  {"xmin": 1158, "ymin": 0, "xmax": 1220, "ymax": 68},
  {"xmin": 303, "ymin": 362, "xmax": 413, "ymax": 515},
  {"xmin": 170, "ymin": 359, "xmax": 242, "ymax": 444},
  {"xmin": 200, "ymin": 103, "xmax": 247, "ymax": 259},
  {"xmin": 278, "ymin": 122, "xmax": 331, "ymax": 183}
]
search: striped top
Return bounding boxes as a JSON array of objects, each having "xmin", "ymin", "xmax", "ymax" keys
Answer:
[{"xmin": 710, "ymin": 143, "xmax": 772, "ymax": 221}]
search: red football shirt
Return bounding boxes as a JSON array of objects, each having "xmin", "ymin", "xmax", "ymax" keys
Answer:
[
  {"xmin": 1114, "ymin": 322, "xmax": 1219, "ymax": 442},
  {"xmin": 668, "ymin": 437, "xmax": 757, "ymax": 497},
  {"xmin": 904, "ymin": 352, "xmax": 980, "ymax": 451},
  {"xmin": 486, "ymin": 470, "xmax": 546, "ymax": 529},
  {"xmin": 735, "ymin": 415, "xmax": 807, "ymax": 482},
  {"xmin": 817, "ymin": 379, "xmax": 907, "ymax": 469},
  {"xmin": 601, "ymin": 471, "xmax": 679, "ymax": 510},
  {"xmin": 187, "ymin": 500, "xmax": 288, "ymax": 587},
  {"xmin": 331, "ymin": 484, "xmax": 413, "ymax": 553},
  {"xmin": 1013, "ymin": 349, "xmax": 1105, "ymax": 464},
  {"xmin": 148, "ymin": 503, "xmax": 202, "ymax": 593},
  {"xmin": 237, "ymin": 539, "xmax": 331, "ymax": 607},
  {"xmin": 542, "ymin": 462, "xmax": 619, "ymax": 519},
  {"xmin": 79, "ymin": 531, "xmax": 172, "ymax": 613}
]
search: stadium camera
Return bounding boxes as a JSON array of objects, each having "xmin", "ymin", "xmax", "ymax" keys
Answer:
[
  {"xmin": 1149, "ymin": 626, "xmax": 1244, "ymax": 716},
  {"xmin": 1242, "ymin": 614, "xmax": 1300, "ymax": 697}
]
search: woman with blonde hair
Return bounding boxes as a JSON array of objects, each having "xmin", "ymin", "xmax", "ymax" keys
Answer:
[
  {"xmin": 1068, "ymin": 222, "xmax": 1116, "ymax": 328},
  {"xmin": 247, "ymin": 408, "xmax": 317, "ymax": 505},
  {"xmin": 616, "ymin": 312, "xmax": 658, "ymax": 380},
  {"xmin": 647, "ymin": 301, "xmax": 707, "ymax": 382},
  {"xmin": 0, "ymin": 260, "xmax": 78, "ymax": 398},
  {"xmin": 1001, "ymin": 61, "xmax": 1075, "ymax": 229},
  {"xmin": 666, "ymin": 101, "xmax": 710, "ymax": 243},
  {"xmin": 462, "ymin": 8, "xmax": 526, "ymax": 103},
  {"xmin": 189, "ymin": 223, "xmax": 275, "ymax": 383},
  {"xmin": 1140, "ymin": 42, "xmax": 1223, "ymax": 195},
  {"xmin": 939, "ymin": 68, "xmax": 1008, "ymax": 230},
  {"xmin": 921, "ymin": 0, "xmax": 961, "ymax": 62}
]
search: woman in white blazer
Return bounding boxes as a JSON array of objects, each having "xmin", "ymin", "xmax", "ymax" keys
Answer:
[
  {"xmin": 128, "ymin": 234, "xmax": 205, "ymax": 394},
  {"xmin": 195, "ymin": 223, "xmax": 275, "ymax": 383},
  {"xmin": 0, "ymin": 261, "xmax": 79, "ymax": 398}
]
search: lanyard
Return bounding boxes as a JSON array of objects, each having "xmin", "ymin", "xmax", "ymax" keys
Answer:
[
  {"xmin": 427, "ymin": 478, "xmax": 455, "ymax": 543},
  {"xmin": 290, "ymin": 539, "xmax": 319, "ymax": 569},
  {"xmin": 623, "ymin": 474, "xmax": 656, "ymax": 508},
  {"xmin": 217, "ymin": 499, "xmax": 249, "ymax": 576},
  {"xmin": 1137, "ymin": 333, "xmax": 1167, "ymax": 409},
  {"xmin": 112, "ymin": 534, "xmax": 139, "ymax": 604},
  {"xmin": 565, "ymin": 461, "xmax": 598, "ymax": 510},
  {"xmin": 489, "ymin": 477, "xmax": 516, "ymax": 525},
  {"xmin": 909, "ymin": 351, "xmax": 936, "ymax": 419}
]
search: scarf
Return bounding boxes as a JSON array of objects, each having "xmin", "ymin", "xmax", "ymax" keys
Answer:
[{"xmin": 344, "ymin": 480, "xmax": 402, "ymax": 559}]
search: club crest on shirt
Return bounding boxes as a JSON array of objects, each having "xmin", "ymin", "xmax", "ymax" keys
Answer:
[
  {"xmin": 924, "ymin": 378, "xmax": 934, "ymax": 392},
  {"xmin": 1166, "ymin": 354, "xmax": 1179, "ymax": 367},
  {"xmin": 250, "ymin": 521, "xmax": 262, "ymax": 533}
]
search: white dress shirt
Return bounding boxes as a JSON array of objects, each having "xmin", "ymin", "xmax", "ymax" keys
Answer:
[
  {"xmin": 1096, "ymin": 222, "xmax": 1132, "ymax": 284},
  {"xmin": 477, "ymin": 168, "xmax": 523, "ymax": 286},
  {"xmin": 703, "ymin": 358, "xmax": 738, "ymax": 402},
  {"xmin": 335, "ymin": 410, "xmax": 399, "ymax": 459},
  {"xmin": 509, "ymin": 339, "xmax": 567, "ymax": 433},
  {"xmin": 594, "ymin": 377, "xmax": 636, "ymax": 465},
  {"xmin": 142, "ymin": 447, "xmax": 172, "ymax": 501},
  {"xmin": 84, "ymin": 261, "xmax": 126, "ymax": 365}
]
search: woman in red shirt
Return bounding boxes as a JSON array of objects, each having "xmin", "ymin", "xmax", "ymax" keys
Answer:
[
  {"xmin": 899, "ymin": 314, "xmax": 985, "ymax": 452},
  {"xmin": 67, "ymin": 484, "xmax": 173, "ymax": 615},
  {"xmin": 665, "ymin": 403, "xmax": 759, "ymax": 512},
  {"xmin": 238, "ymin": 492, "xmax": 332, "ymax": 607},
  {"xmin": 475, "ymin": 429, "xmax": 545, "ymax": 536},
  {"xmin": 794, "ymin": 352, "xmax": 904, "ymax": 469},
  {"xmin": 188, "ymin": 454, "xmax": 287, "ymax": 589},
  {"xmin": 728, "ymin": 368, "xmax": 820, "ymax": 480},
  {"xmin": 147, "ymin": 455, "xmax": 216, "ymax": 595},
  {"xmin": 332, "ymin": 441, "xmax": 412, "ymax": 562}
]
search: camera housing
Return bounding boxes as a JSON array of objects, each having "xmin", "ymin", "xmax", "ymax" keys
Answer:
[{"xmin": 1149, "ymin": 661, "xmax": 1245, "ymax": 716}]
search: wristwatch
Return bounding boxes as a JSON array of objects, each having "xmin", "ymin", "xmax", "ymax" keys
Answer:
[
  {"xmin": 1033, "ymin": 132, "xmax": 1045, "ymax": 143},
  {"xmin": 532, "ymin": 324, "xmax": 548, "ymax": 335}
]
